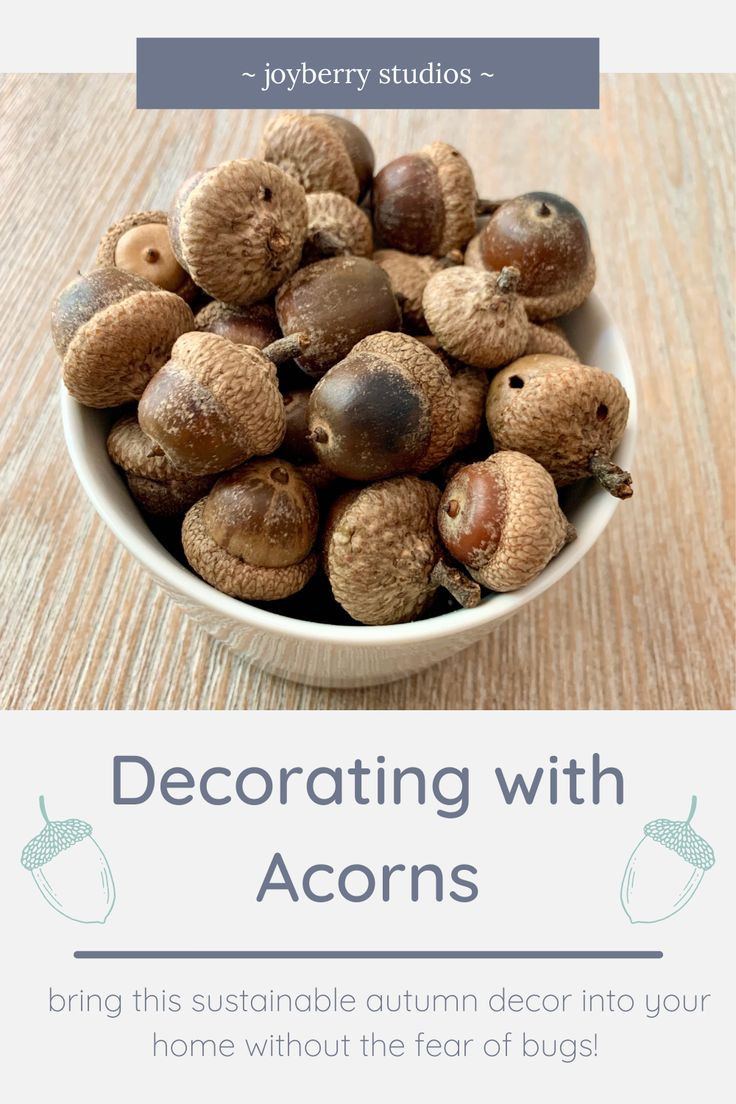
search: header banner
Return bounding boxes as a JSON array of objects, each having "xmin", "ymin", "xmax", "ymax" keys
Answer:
[{"xmin": 136, "ymin": 37, "xmax": 600, "ymax": 109}]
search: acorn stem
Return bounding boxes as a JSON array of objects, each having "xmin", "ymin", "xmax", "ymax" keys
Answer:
[
  {"xmin": 263, "ymin": 333, "xmax": 309, "ymax": 365},
  {"xmin": 431, "ymin": 560, "xmax": 481, "ymax": 609},
  {"xmin": 476, "ymin": 198, "xmax": 507, "ymax": 216},
  {"xmin": 589, "ymin": 451, "xmax": 634, "ymax": 499},
  {"xmin": 686, "ymin": 795, "xmax": 698, "ymax": 824},
  {"xmin": 39, "ymin": 795, "xmax": 50, "ymax": 824},
  {"xmin": 307, "ymin": 228, "xmax": 349, "ymax": 258},
  {"xmin": 496, "ymin": 266, "xmax": 520, "ymax": 294}
]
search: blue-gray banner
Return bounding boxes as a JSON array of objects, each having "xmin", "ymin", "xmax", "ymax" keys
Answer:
[{"xmin": 136, "ymin": 38, "xmax": 599, "ymax": 110}]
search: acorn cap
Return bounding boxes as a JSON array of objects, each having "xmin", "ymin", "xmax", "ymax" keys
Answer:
[
  {"xmin": 52, "ymin": 268, "xmax": 195, "ymax": 408},
  {"xmin": 138, "ymin": 331, "xmax": 286, "ymax": 476},
  {"xmin": 259, "ymin": 113, "xmax": 374, "ymax": 202},
  {"xmin": 323, "ymin": 476, "xmax": 443, "ymax": 625},
  {"xmin": 275, "ymin": 255, "xmax": 400, "ymax": 378},
  {"xmin": 21, "ymin": 798, "xmax": 92, "ymax": 870},
  {"xmin": 524, "ymin": 321, "xmax": 580, "ymax": 361},
  {"xmin": 125, "ymin": 472, "xmax": 214, "ymax": 518},
  {"xmin": 372, "ymin": 249, "xmax": 448, "ymax": 333},
  {"xmin": 463, "ymin": 231, "xmax": 485, "ymax": 269},
  {"xmin": 182, "ymin": 497, "xmax": 317, "ymax": 601},
  {"xmin": 486, "ymin": 355, "xmax": 631, "ymax": 488},
  {"xmin": 644, "ymin": 797, "xmax": 715, "ymax": 870},
  {"xmin": 438, "ymin": 452, "xmax": 573, "ymax": 592},
  {"xmin": 169, "ymin": 159, "xmax": 308, "ymax": 306},
  {"xmin": 195, "ymin": 300, "xmax": 281, "ymax": 349},
  {"xmin": 423, "ymin": 266, "xmax": 529, "ymax": 370},
  {"xmin": 107, "ymin": 414, "xmax": 187, "ymax": 481},
  {"xmin": 422, "ymin": 142, "xmax": 477, "ymax": 256},
  {"xmin": 304, "ymin": 192, "xmax": 373, "ymax": 260},
  {"xmin": 451, "ymin": 364, "xmax": 489, "ymax": 452},
  {"xmin": 95, "ymin": 210, "xmax": 197, "ymax": 300}
]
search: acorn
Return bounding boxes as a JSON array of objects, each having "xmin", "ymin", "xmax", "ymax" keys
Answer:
[
  {"xmin": 275, "ymin": 255, "xmax": 400, "ymax": 379},
  {"xmin": 450, "ymin": 364, "xmax": 489, "ymax": 452},
  {"xmin": 95, "ymin": 210, "xmax": 196, "ymax": 300},
  {"xmin": 137, "ymin": 331, "xmax": 298, "ymax": 476},
  {"xmin": 194, "ymin": 300, "xmax": 281, "ymax": 349},
  {"xmin": 308, "ymin": 332, "xmax": 459, "ymax": 481},
  {"xmin": 260, "ymin": 113, "xmax": 375, "ymax": 202},
  {"xmin": 51, "ymin": 268, "xmax": 195, "ymax": 408},
  {"xmin": 182, "ymin": 460, "xmax": 319, "ymax": 600},
  {"xmin": 478, "ymin": 192, "xmax": 596, "ymax": 320},
  {"xmin": 372, "ymin": 142, "xmax": 480, "ymax": 257},
  {"xmin": 422, "ymin": 265, "xmax": 529, "ymax": 370},
  {"xmin": 372, "ymin": 249, "xmax": 462, "ymax": 333},
  {"xmin": 280, "ymin": 389, "xmax": 315, "ymax": 463},
  {"xmin": 324, "ymin": 476, "xmax": 480, "ymax": 625},
  {"xmin": 169, "ymin": 159, "xmax": 308, "ymax": 306},
  {"xmin": 301, "ymin": 192, "xmax": 373, "ymax": 264},
  {"xmin": 438, "ymin": 453, "xmax": 576, "ymax": 592},
  {"xmin": 486, "ymin": 354, "xmax": 633, "ymax": 497},
  {"xmin": 524, "ymin": 321, "xmax": 580, "ymax": 361},
  {"xmin": 106, "ymin": 414, "xmax": 214, "ymax": 516}
]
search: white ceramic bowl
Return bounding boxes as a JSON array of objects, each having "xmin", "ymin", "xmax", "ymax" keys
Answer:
[{"xmin": 61, "ymin": 293, "xmax": 636, "ymax": 688}]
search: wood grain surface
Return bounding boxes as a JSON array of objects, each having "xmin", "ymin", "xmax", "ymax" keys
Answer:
[{"xmin": 0, "ymin": 74, "xmax": 733, "ymax": 710}]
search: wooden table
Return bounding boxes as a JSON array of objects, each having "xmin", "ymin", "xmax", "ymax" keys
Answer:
[{"xmin": 0, "ymin": 74, "xmax": 733, "ymax": 709}]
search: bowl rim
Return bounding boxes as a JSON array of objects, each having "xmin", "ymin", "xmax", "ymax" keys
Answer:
[{"xmin": 61, "ymin": 292, "xmax": 637, "ymax": 648}]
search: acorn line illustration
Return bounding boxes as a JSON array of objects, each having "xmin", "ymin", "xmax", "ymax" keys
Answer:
[
  {"xmin": 620, "ymin": 795, "xmax": 715, "ymax": 925},
  {"xmin": 21, "ymin": 795, "xmax": 116, "ymax": 925}
]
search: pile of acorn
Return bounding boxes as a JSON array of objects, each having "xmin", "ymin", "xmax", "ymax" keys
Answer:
[{"xmin": 51, "ymin": 112, "xmax": 633, "ymax": 626}]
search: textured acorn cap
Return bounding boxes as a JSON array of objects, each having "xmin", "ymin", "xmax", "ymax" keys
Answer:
[
  {"xmin": 259, "ymin": 113, "xmax": 374, "ymax": 202},
  {"xmin": 138, "ymin": 331, "xmax": 285, "ymax": 476},
  {"xmin": 372, "ymin": 249, "xmax": 449, "ymax": 333},
  {"xmin": 125, "ymin": 472, "xmax": 214, "ymax": 517},
  {"xmin": 182, "ymin": 497, "xmax": 317, "ymax": 601},
  {"xmin": 438, "ymin": 452, "xmax": 573, "ymax": 592},
  {"xmin": 21, "ymin": 812, "xmax": 92, "ymax": 869},
  {"xmin": 305, "ymin": 192, "xmax": 373, "ymax": 259},
  {"xmin": 524, "ymin": 321, "xmax": 580, "ymax": 361},
  {"xmin": 324, "ymin": 477, "xmax": 444, "ymax": 625},
  {"xmin": 423, "ymin": 266, "xmax": 529, "ymax": 370},
  {"xmin": 518, "ymin": 255, "xmax": 595, "ymax": 321},
  {"xmin": 463, "ymin": 231, "xmax": 486, "ymax": 270},
  {"xmin": 107, "ymin": 414, "xmax": 214, "ymax": 515},
  {"xmin": 169, "ymin": 159, "xmax": 308, "ymax": 306},
  {"xmin": 195, "ymin": 300, "xmax": 281, "ymax": 349},
  {"xmin": 422, "ymin": 142, "xmax": 478, "ymax": 256},
  {"xmin": 95, "ymin": 210, "xmax": 197, "ymax": 300},
  {"xmin": 451, "ymin": 364, "xmax": 489, "ymax": 451},
  {"xmin": 486, "ymin": 355, "xmax": 631, "ymax": 489},
  {"xmin": 52, "ymin": 268, "xmax": 195, "ymax": 408}
]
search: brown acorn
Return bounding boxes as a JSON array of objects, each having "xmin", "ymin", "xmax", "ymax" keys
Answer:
[
  {"xmin": 138, "ymin": 331, "xmax": 297, "ymax": 476},
  {"xmin": 260, "ymin": 113, "xmax": 375, "ymax": 202},
  {"xmin": 182, "ymin": 460, "xmax": 318, "ymax": 600},
  {"xmin": 195, "ymin": 300, "xmax": 281, "ymax": 349},
  {"xmin": 372, "ymin": 142, "xmax": 478, "ymax": 256},
  {"xmin": 423, "ymin": 265, "xmax": 529, "ymax": 370},
  {"xmin": 95, "ymin": 210, "xmax": 196, "ymax": 300},
  {"xmin": 372, "ymin": 249, "xmax": 462, "ymax": 333},
  {"xmin": 478, "ymin": 192, "xmax": 596, "ymax": 320},
  {"xmin": 275, "ymin": 255, "xmax": 400, "ymax": 379},
  {"xmin": 51, "ymin": 268, "xmax": 195, "ymax": 408},
  {"xmin": 486, "ymin": 355, "xmax": 633, "ymax": 497},
  {"xmin": 308, "ymin": 332, "xmax": 458, "ymax": 481},
  {"xmin": 106, "ymin": 415, "xmax": 214, "ymax": 516},
  {"xmin": 302, "ymin": 192, "xmax": 373, "ymax": 263},
  {"xmin": 438, "ymin": 453, "xmax": 575, "ymax": 592},
  {"xmin": 169, "ymin": 160, "xmax": 308, "ymax": 306},
  {"xmin": 324, "ymin": 476, "xmax": 480, "ymax": 625}
]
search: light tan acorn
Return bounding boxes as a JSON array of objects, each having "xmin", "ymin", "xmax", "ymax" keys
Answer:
[
  {"xmin": 106, "ymin": 415, "xmax": 214, "ymax": 516},
  {"xmin": 438, "ymin": 452, "xmax": 576, "ymax": 592},
  {"xmin": 259, "ymin": 113, "xmax": 375, "ymax": 202},
  {"xmin": 308, "ymin": 332, "xmax": 459, "ymax": 481},
  {"xmin": 95, "ymin": 210, "xmax": 197, "ymax": 300},
  {"xmin": 51, "ymin": 268, "xmax": 195, "ymax": 408},
  {"xmin": 169, "ymin": 159, "xmax": 308, "ymax": 306},
  {"xmin": 423, "ymin": 265, "xmax": 529, "ymax": 370},
  {"xmin": 137, "ymin": 331, "xmax": 297, "ymax": 476},
  {"xmin": 486, "ymin": 354, "xmax": 633, "ymax": 497},
  {"xmin": 182, "ymin": 460, "xmax": 319, "ymax": 601},
  {"xmin": 323, "ymin": 476, "xmax": 480, "ymax": 625}
]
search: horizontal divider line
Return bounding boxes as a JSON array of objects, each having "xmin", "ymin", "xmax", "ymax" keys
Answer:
[{"xmin": 74, "ymin": 950, "xmax": 663, "ymax": 960}]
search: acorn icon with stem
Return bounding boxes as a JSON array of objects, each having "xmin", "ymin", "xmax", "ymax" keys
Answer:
[
  {"xmin": 620, "ymin": 796, "xmax": 715, "ymax": 924},
  {"xmin": 21, "ymin": 796, "xmax": 116, "ymax": 924}
]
